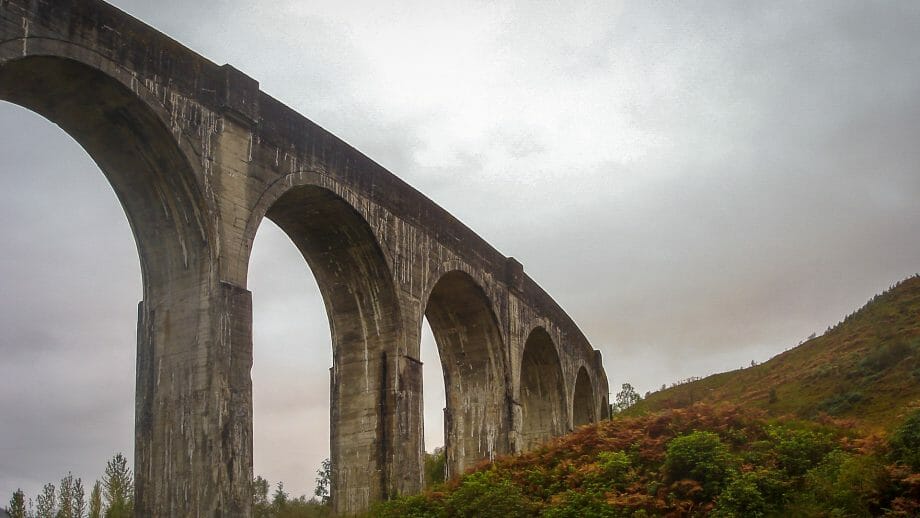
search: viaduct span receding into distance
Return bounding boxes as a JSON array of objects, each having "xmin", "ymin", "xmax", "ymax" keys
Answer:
[{"xmin": 0, "ymin": 0, "xmax": 610, "ymax": 515}]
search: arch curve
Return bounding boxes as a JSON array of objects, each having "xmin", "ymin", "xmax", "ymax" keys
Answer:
[
  {"xmin": 519, "ymin": 326, "xmax": 567, "ymax": 451},
  {"xmin": 572, "ymin": 366, "xmax": 596, "ymax": 428},
  {"xmin": 0, "ymin": 50, "xmax": 212, "ymax": 293},
  {"xmin": 422, "ymin": 269, "xmax": 509, "ymax": 478},
  {"xmin": 251, "ymin": 182, "xmax": 404, "ymax": 512}
]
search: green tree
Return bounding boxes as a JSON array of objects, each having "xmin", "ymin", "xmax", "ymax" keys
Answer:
[
  {"xmin": 314, "ymin": 458, "xmax": 331, "ymax": 505},
  {"xmin": 8, "ymin": 489, "xmax": 27, "ymax": 518},
  {"xmin": 252, "ymin": 476, "xmax": 271, "ymax": 518},
  {"xmin": 72, "ymin": 478, "xmax": 86, "ymax": 518},
  {"xmin": 102, "ymin": 454, "xmax": 133, "ymax": 518},
  {"xmin": 271, "ymin": 482, "xmax": 289, "ymax": 513},
  {"xmin": 35, "ymin": 483, "xmax": 56, "ymax": 518},
  {"xmin": 613, "ymin": 383, "xmax": 641, "ymax": 413},
  {"xmin": 57, "ymin": 473, "xmax": 75, "ymax": 518},
  {"xmin": 88, "ymin": 481, "xmax": 102, "ymax": 518}
]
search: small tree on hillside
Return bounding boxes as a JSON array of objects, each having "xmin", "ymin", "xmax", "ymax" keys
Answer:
[
  {"xmin": 613, "ymin": 383, "xmax": 641, "ymax": 413},
  {"xmin": 102, "ymin": 453, "xmax": 133, "ymax": 518},
  {"xmin": 88, "ymin": 481, "xmax": 102, "ymax": 518},
  {"xmin": 35, "ymin": 483, "xmax": 56, "ymax": 518},
  {"xmin": 314, "ymin": 458, "xmax": 331, "ymax": 505},
  {"xmin": 73, "ymin": 478, "xmax": 87, "ymax": 518},
  {"xmin": 8, "ymin": 489, "xmax": 27, "ymax": 518},
  {"xmin": 58, "ymin": 472, "xmax": 75, "ymax": 518}
]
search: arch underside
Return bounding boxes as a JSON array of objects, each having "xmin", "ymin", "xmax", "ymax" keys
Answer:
[
  {"xmin": 425, "ymin": 271, "xmax": 509, "ymax": 478},
  {"xmin": 573, "ymin": 367, "xmax": 596, "ymax": 427},
  {"xmin": 520, "ymin": 328, "xmax": 567, "ymax": 451},
  {"xmin": 264, "ymin": 185, "xmax": 402, "ymax": 512}
]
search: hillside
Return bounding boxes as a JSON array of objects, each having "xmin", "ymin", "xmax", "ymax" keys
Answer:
[
  {"xmin": 629, "ymin": 275, "xmax": 920, "ymax": 430},
  {"xmin": 371, "ymin": 404, "xmax": 920, "ymax": 517}
]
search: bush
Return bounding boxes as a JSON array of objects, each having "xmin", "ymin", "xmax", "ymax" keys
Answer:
[
  {"xmin": 424, "ymin": 448, "xmax": 447, "ymax": 487},
  {"xmin": 765, "ymin": 425, "xmax": 835, "ymax": 477},
  {"xmin": 663, "ymin": 431, "xmax": 736, "ymax": 500},
  {"xmin": 815, "ymin": 391, "xmax": 864, "ymax": 416},
  {"xmin": 859, "ymin": 341, "xmax": 914, "ymax": 375},
  {"xmin": 542, "ymin": 490, "xmax": 623, "ymax": 518},
  {"xmin": 595, "ymin": 451, "xmax": 633, "ymax": 490},
  {"xmin": 443, "ymin": 470, "xmax": 535, "ymax": 517},
  {"xmin": 889, "ymin": 409, "xmax": 920, "ymax": 470},
  {"xmin": 713, "ymin": 472, "xmax": 766, "ymax": 518},
  {"xmin": 371, "ymin": 493, "xmax": 444, "ymax": 518},
  {"xmin": 798, "ymin": 450, "xmax": 886, "ymax": 516}
]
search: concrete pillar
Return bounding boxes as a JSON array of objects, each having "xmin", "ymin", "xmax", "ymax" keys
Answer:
[{"xmin": 135, "ymin": 281, "xmax": 253, "ymax": 517}]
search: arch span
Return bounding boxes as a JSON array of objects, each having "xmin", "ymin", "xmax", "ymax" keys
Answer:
[
  {"xmin": 572, "ymin": 367, "xmax": 596, "ymax": 428},
  {"xmin": 423, "ymin": 270, "xmax": 509, "ymax": 478},
  {"xmin": 519, "ymin": 327, "xmax": 567, "ymax": 451},
  {"xmin": 254, "ymin": 184, "xmax": 403, "ymax": 512}
]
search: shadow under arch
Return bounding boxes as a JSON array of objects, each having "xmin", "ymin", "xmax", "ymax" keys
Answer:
[
  {"xmin": 0, "ymin": 53, "xmax": 219, "ymax": 513},
  {"xmin": 520, "ymin": 327, "xmax": 567, "ymax": 451},
  {"xmin": 252, "ymin": 183, "xmax": 404, "ymax": 514},
  {"xmin": 422, "ymin": 270, "xmax": 509, "ymax": 479},
  {"xmin": 572, "ymin": 366, "xmax": 596, "ymax": 427}
]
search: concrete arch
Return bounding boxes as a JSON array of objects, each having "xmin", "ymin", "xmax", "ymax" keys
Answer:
[
  {"xmin": 421, "ymin": 270, "xmax": 509, "ymax": 478},
  {"xmin": 0, "ymin": 50, "xmax": 212, "ymax": 293},
  {"xmin": 572, "ymin": 366, "xmax": 596, "ymax": 428},
  {"xmin": 0, "ymin": 50, "xmax": 245, "ymax": 514},
  {"xmin": 519, "ymin": 327, "xmax": 567, "ymax": 451},
  {"xmin": 249, "ymin": 182, "xmax": 404, "ymax": 512}
]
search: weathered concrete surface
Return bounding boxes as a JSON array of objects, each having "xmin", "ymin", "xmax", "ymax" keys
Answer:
[{"xmin": 0, "ymin": 0, "xmax": 609, "ymax": 515}]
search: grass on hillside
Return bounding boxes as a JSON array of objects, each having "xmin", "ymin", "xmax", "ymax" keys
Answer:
[{"xmin": 629, "ymin": 275, "xmax": 920, "ymax": 430}]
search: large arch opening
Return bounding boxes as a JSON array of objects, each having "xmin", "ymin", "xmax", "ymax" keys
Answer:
[
  {"xmin": 572, "ymin": 367, "xmax": 596, "ymax": 428},
  {"xmin": 520, "ymin": 328, "xmax": 566, "ymax": 451},
  {"xmin": 0, "ymin": 100, "xmax": 141, "ymax": 504},
  {"xmin": 420, "ymin": 317, "xmax": 447, "ymax": 485},
  {"xmin": 423, "ymin": 271, "xmax": 508, "ymax": 479},
  {"xmin": 0, "ymin": 54, "xmax": 211, "ymax": 511},
  {"xmin": 252, "ymin": 184, "xmax": 403, "ymax": 514},
  {"xmin": 249, "ymin": 219, "xmax": 331, "ymax": 501}
]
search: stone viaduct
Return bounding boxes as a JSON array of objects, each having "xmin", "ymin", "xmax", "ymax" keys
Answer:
[{"xmin": 0, "ymin": 0, "xmax": 609, "ymax": 515}]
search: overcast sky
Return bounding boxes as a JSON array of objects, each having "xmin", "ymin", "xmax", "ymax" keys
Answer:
[{"xmin": 2, "ymin": 0, "xmax": 919, "ymax": 503}]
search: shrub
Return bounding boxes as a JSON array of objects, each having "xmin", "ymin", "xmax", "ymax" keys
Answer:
[
  {"xmin": 798, "ymin": 450, "xmax": 887, "ymax": 516},
  {"xmin": 815, "ymin": 391, "xmax": 864, "ymax": 416},
  {"xmin": 596, "ymin": 451, "xmax": 633, "ymax": 490},
  {"xmin": 371, "ymin": 493, "xmax": 444, "ymax": 518},
  {"xmin": 889, "ymin": 409, "xmax": 920, "ymax": 470},
  {"xmin": 542, "ymin": 490, "xmax": 623, "ymax": 518},
  {"xmin": 858, "ymin": 341, "xmax": 914, "ymax": 375},
  {"xmin": 765, "ymin": 425, "xmax": 835, "ymax": 477},
  {"xmin": 713, "ymin": 472, "xmax": 766, "ymax": 518},
  {"xmin": 443, "ymin": 470, "xmax": 535, "ymax": 517},
  {"xmin": 663, "ymin": 431, "xmax": 736, "ymax": 500}
]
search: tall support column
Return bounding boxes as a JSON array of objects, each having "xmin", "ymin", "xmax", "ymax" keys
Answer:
[
  {"xmin": 135, "ymin": 280, "xmax": 253, "ymax": 517},
  {"xmin": 330, "ymin": 351, "xmax": 423, "ymax": 515}
]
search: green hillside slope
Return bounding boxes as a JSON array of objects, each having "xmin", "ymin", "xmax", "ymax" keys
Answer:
[{"xmin": 630, "ymin": 275, "xmax": 920, "ymax": 430}]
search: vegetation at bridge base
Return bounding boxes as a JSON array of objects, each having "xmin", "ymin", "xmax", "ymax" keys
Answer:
[{"xmin": 367, "ymin": 404, "xmax": 920, "ymax": 517}]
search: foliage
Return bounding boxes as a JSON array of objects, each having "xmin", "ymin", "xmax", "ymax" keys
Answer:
[
  {"xmin": 102, "ymin": 453, "xmax": 133, "ymax": 518},
  {"xmin": 89, "ymin": 481, "xmax": 102, "ymax": 518},
  {"xmin": 889, "ymin": 408, "xmax": 920, "ymax": 471},
  {"xmin": 424, "ymin": 447, "xmax": 447, "ymax": 487},
  {"xmin": 35, "ymin": 483, "xmax": 55, "ymax": 518},
  {"xmin": 664, "ymin": 431, "xmax": 736, "ymax": 500},
  {"xmin": 613, "ymin": 383, "xmax": 641, "ymax": 414},
  {"xmin": 313, "ymin": 458, "xmax": 331, "ymax": 505},
  {"xmin": 8, "ymin": 489, "xmax": 26, "ymax": 518},
  {"xmin": 373, "ymin": 403, "xmax": 920, "ymax": 517},
  {"xmin": 443, "ymin": 470, "xmax": 535, "ymax": 517}
]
